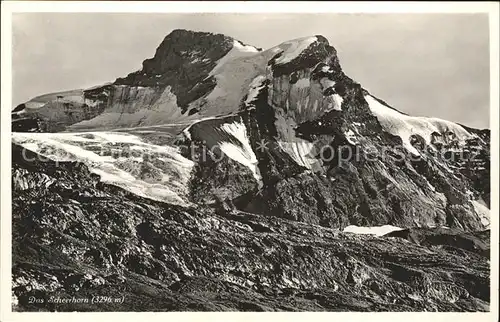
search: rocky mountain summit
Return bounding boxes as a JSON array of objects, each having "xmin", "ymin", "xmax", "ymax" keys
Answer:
[{"xmin": 11, "ymin": 29, "xmax": 491, "ymax": 312}]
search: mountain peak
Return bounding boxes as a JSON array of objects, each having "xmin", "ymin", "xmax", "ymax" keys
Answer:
[
  {"xmin": 268, "ymin": 35, "xmax": 342, "ymax": 78},
  {"xmin": 164, "ymin": 29, "xmax": 262, "ymax": 52}
]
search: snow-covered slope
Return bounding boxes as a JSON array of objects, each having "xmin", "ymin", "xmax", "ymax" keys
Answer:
[
  {"xmin": 12, "ymin": 132, "xmax": 194, "ymax": 206},
  {"xmin": 217, "ymin": 120, "xmax": 262, "ymax": 186},
  {"xmin": 245, "ymin": 75, "xmax": 267, "ymax": 108},
  {"xmin": 273, "ymin": 36, "xmax": 318, "ymax": 65},
  {"xmin": 365, "ymin": 95, "xmax": 476, "ymax": 155},
  {"xmin": 195, "ymin": 41, "xmax": 264, "ymax": 116},
  {"xmin": 343, "ymin": 225, "xmax": 404, "ymax": 237}
]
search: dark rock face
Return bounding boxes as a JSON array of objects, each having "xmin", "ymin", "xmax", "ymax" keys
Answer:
[
  {"xmin": 115, "ymin": 29, "xmax": 234, "ymax": 111},
  {"xmin": 12, "ymin": 145, "xmax": 490, "ymax": 312},
  {"xmin": 270, "ymin": 36, "xmax": 341, "ymax": 78}
]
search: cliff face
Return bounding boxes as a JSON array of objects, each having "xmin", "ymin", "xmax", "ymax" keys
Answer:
[{"xmin": 10, "ymin": 29, "xmax": 491, "ymax": 312}]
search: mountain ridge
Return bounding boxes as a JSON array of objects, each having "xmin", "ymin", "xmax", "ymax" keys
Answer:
[{"xmin": 11, "ymin": 29, "xmax": 485, "ymax": 130}]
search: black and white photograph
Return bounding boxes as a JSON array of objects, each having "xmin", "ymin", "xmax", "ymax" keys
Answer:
[{"xmin": 1, "ymin": 1, "xmax": 498, "ymax": 319}]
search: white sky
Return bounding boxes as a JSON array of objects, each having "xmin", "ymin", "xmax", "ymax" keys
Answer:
[{"xmin": 12, "ymin": 13, "xmax": 490, "ymax": 128}]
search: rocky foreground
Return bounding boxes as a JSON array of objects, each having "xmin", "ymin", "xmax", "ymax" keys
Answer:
[{"xmin": 12, "ymin": 144, "xmax": 490, "ymax": 312}]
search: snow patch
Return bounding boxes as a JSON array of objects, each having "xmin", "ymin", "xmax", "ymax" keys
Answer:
[
  {"xmin": 62, "ymin": 95, "xmax": 85, "ymax": 104},
  {"xmin": 365, "ymin": 95, "xmax": 475, "ymax": 155},
  {"xmin": 24, "ymin": 102, "xmax": 46, "ymax": 110},
  {"xmin": 202, "ymin": 40, "xmax": 264, "ymax": 110},
  {"xmin": 278, "ymin": 141, "xmax": 316, "ymax": 169},
  {"xmin": 472, "ymin": 199, "xmax": 490, "ymax": 228},
  {"xmin": 330, "ymin": 94, "xmax": 343, "ymax": 111},
  {"xmin": 343, "ymin": 225, "xmax": 404, "ymax": 237},
  {"xmin": 84, "ymin": 98, "xmax": 102, "ymax": 108},
  {"xmin": 345, "ymin": 129, "xmax": 357, "ymax": 145},
  {"xmin": 209, "ymin": 40, "xmax": 260, "ymax": 77},
  {"xmin": 274, "ymin": 36, "xmax": 317, "ymax": 65},
  {"xmin": 182, "ymin": 127, "xmax": 192, "ymax": 141},
  {"xmin": 275, "ymin": 113, "xmax": 317, "ymax": 169},
  {"xmin": 321, "ymin": 65, "xmax": 330, "ymax": 73},
  {"xmin": 245, "ymin": 75, "xmax": 266, "ymax": 106},
  {"xmin": 218, "ymin": 121, "xmax": 262, "ymax": 186}
]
